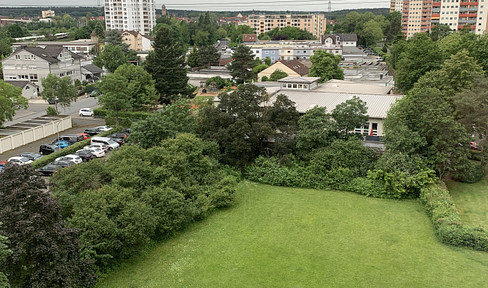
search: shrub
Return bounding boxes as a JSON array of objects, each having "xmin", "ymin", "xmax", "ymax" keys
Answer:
[
  {"xmin": 261, "ymin": 75, "xmax": 269, "ymax": 82},
  {"xmin": 420, "ymin": 184, "xmax": 488, "ymax": 252},
  {"xmin": 45, "ymin": 106, "xmax": 58, "ymax": 116},
  {"xmin": 84, "ymin": 84, "xmax": 96, "ymax": 94},
  {"xmin": 451, "ymin": 161, "xmax": 485, "ymax": 183}
]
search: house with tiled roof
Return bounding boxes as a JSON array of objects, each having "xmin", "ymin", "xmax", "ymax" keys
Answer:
[
  {"xmin": 258, "ymin": 60, "xmax": 309, "ymax": 82},
  {"xmin": 1, "ymin": 45, "xmax": 83, "ymax": 93}
]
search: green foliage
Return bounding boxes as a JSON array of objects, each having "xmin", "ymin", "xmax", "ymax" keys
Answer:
[
  {"xmin": 309, "ymin": 50, "xmax": 344, "ymax": 83},
  {"xmin": 258, "ymin": 26, "xmax": 314, "ymax": 41},
  {"xmin": 430, "ymin": 24, "xmax": 452, "ymax": 41},
  {"xmin": 199, "ymin": 85, "xmax": 299, "ymax": 167},
  {"xmin": 197, "ymin": 45, "xmax": 220, "ymax": 68},
  {"xmin": 205, "ymin": 76, "xmax": 230, "ymax": 89},
  {"xmin": 113, "ymin": 64, "xmax": 158, "ymax": 109},
  {"xmin": 51, "ymin": 134, "xmax": 238, "ymax": 269},
  {"xmin": 145, "ymin": 26, "xmax": 192, "ymax": 104},
  {"xmin": 395, "ymin": 33, "xmax": 444, "ymax": 92},
  {"xmin": 93, "ymin": 44, "xmax": 128, "ymax": 73},
  {"xmin": 227, "ymin": 45, "xmax": 256, "ymax": 84},
  {"xmin": 0, "ymin": 80, "xmax": 27, "ymax": 126},
  {"xmin": 187, "ymin": 47, "xmax": 200, "ymax": 68},
  {"xmin": 269, "ymin": 69, "xmax": 288, "ymax": 81},
  {"xmin": 0, "ymin": 224, "xmax": 11, "ymax": 288},
  {"xmin": 451, "ymin": 161, "xmax": 485, "ymax": 184},
  {"xmin": 0, "ymin": 164, "xmax": 96, "ymax": 288},
  {"xmin": 97, "ymin": 73, "xmax": 132, "ymax": 127},
  {"xmin": 41, "ymin": 74, "xmax": 77, "ymax": 114},
  {"xmin": 420, "ymin": 185, "xmax": 488, "ymax": 252},
  {"xmin": 296, "ymin": 106, "xmax": 336, "ymax": 158},
  {"xmin": 128, "ymin": 100, "xmax": 197, "ymax": 149},
  {"xmin": 362, "ymin": 19, "xmax": 384, "ymax": 46},
  {"xmin": 45, "ymin": 106, "xmax": 58, "ymax": 116},
  {"xmin": 331, "ymin": 96, "xmax": 368, "ymax": 137},
  {"xmin": 253, "ymin": 63, "xmax": 268, "ymax": 74},
  {"xmin": 261, "ymin": 75, "xmax": 269, "ymax": 82}
]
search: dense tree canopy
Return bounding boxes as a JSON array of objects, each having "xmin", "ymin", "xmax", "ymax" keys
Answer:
[
  {"xmin": 309, "ymin": 50, "xmax": 344, "ymax": 83},
  {"xmin": 258, "ymin": 26, "xmax": 315, "ymax": 41},
  {"xmin": 41, "ymin": 74, "xmax": 78, "ymax": 114},
  {"xmin": 227, "ymin": 45, "xmax": 257, "ymax": 84},
  {"xmin": 0, "ymin": 80, "xmax": 27, "ymax": 127},
  {"xmin": 93, "ymin": 44, "xmax": 128, "ymax": 73},
  {"xmin": 97, "ymin": 73, "xmax": 132, "ymax": 127}
]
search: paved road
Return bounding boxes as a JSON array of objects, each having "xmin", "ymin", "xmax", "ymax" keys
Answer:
[
  {"xmin": 0, "ymin": 117, "xmax": 105, "ymax": 162},
  {"xmin": 4, "ymin": 95, "xmax": 100, "ymax": 127}
]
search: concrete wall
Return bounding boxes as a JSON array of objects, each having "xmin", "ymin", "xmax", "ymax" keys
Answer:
[{"xmin": 0, "ymin": 116, "xmax": 72, "ymax": 154}]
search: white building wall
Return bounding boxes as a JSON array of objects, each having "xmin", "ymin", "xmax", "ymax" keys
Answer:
[{"xmin": 104, "ymin": 0, "xmax": 155, "ymax": 35}]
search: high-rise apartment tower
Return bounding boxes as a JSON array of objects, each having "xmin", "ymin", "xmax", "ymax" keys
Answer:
[{"xmin": 104, "ymin": 0, "xmax": 156, "ymax": 35}]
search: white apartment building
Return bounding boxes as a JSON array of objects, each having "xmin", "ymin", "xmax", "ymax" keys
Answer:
[
  {"xmin": 243, "ymin": 14, "xmax": 327, "ymax": 39},
  {"xmin": 104, "ymin": 0, "xmax": 156, "ymax": 35}
]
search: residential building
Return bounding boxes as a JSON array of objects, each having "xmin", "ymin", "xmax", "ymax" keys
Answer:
[
  {"xmin": 1, "ymin": 45, "xmax": 83, "ymax": 92},
  {"xmin": 258, "ymin": 60, "xmax": 309, "ymax": 81},
  {"xmin": 242, "ymin": 34, "xmax": 258, "ymax": 42},
  {"xmin": 121, "ymin": 30, "xmax": 154, "ymax": 51},
  {"xmin": 398, "ymin": 0, "xmax": 488, "ymax": 38},
  {"xmin": 42, "ymin": 10, "xmax": 55, "ymax": 18},
  {"xmin": 261, "ymin": 47, "xmax": 280, "ymax": 63},
  {"xmin": 321, "ymin": 34, "xmax": 357, "ymax": 47},
  {"xmin": 12, "ymin": 39, "xmax": 98, "ymax": 60},
  {"xmin": 269, "ymin": 76, "xmax": 401, "ymax": 137},
  {"xmin": 81, "ymin": 64, "xmax": 104, "ymax": 82},
  {"xmin": 104, "ymin": 0, "xmax": 156, "ymax": 35},
  {"xmin": 390, "ymin": 0, "xmax": 403, "ymax": 12},
  {"xmin": 243, "ymin": 14, "xmax": 327, "ymax": 39},
  {"xmin": 4, "ymin": 81, "xmax": 39, "ymax": 99}
]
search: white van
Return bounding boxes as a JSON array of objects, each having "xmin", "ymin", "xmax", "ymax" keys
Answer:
[{"xmin": 91, "ymin": 137, "xmax": 120, "ymax": 150}]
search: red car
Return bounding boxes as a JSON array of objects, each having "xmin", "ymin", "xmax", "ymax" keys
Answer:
[{"xmin": 77, "ymin": 133, "xmax": 91, "ymax": 140}]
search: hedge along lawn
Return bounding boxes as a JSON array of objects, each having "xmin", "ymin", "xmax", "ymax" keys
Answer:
[
  {"xmin": 447, "ymin": 175, "xmax": 488, "ymax": 228},
  {"xmin": 97, "ymin": 182, "xmax": 488, "ymax": 288}
]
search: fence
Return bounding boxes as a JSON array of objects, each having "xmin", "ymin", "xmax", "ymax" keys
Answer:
[{"xmin": 0, "ymin": 116, "xmax": 72, "ymax": 154}]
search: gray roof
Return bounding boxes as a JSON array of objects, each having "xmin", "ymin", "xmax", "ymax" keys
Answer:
[
  {"xmin": 14, "ymin": 45, "xmax": 82, "ymax": 63},
  {"xmin": 82, "ymin": 64, "xmax": 103, "ymax": 74},
  {"xmin": 4, "ymin": 80, "xmax": 37, "ymax": 88},
  {"xmin": 273, "ymin": 89, "xmax": 402, "ymax": 118},
  {"xmin": 316, "ymin": 79, "xmax": 393, "ymax": 95},
  {"xmin": 342, "ymin": 46, "xmax": 365, "ymax": 55},
  {"xmin": 341, "ymin": 33, "xmax": 358, "ymax": 42},
  {"xmin": 278, "ymin": 76, "xmax": 320, "ymax": 84}
]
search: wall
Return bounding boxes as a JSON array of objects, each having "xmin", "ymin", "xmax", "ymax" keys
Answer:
[{"xmin": 0, "ymin": 116, "xmax": 72, "ymax": 154}]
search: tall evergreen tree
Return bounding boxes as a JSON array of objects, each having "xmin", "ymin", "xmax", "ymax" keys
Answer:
[
  {"xmin": 144, "ymin": 26, "xmax": 192, "ymax": 103},
  {"xmin": 227, "ymin": 45, "xmax": 256, "ymax": 84}
]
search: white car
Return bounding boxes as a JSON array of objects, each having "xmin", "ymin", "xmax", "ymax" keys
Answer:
[
  {"xmin": 96, "ymin": 125, "xmax": 112, "ymax": 132},
  {"xmin": 84, "ymin": 143, "xmax": 109, "ymax": 151},
  {"xmin": 55, "ymin": 154, "xmax": 83, "ymax": 164},
  {"xmin": 79, "ymin": 147, "xmax": 105, "ymax": 158},
  {"xmin": 8, "ymin": 156, "xmax": 33, "ymax": 165},
  {"xmin": 79, "ymin": 108, "xmax": 94, "ymax": 117}
]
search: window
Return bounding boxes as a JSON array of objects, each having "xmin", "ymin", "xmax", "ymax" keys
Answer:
[
  {"xmin": 15, "ymin": 55, "xmax": 21, "ymax": 59},
  {"xmin": 29, "ymin": 74, "xmax": 38, "ymax": 81}
]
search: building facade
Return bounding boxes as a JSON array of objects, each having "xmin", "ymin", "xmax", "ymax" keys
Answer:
[
  {"xmin": 104, "ymin": 0, "xmax": 156, "ymax": 35},
  {"xmin": 121, "ymin": 30, "xmax": 154, "ymax": 51},
  {"xmin": 42, "ymin": 10, "xmax": 55, "ymax": 18},
  {"xmin": 398, "ymin": 0, "xmax": 488, "ymax": 38},
  {"xmin": 2, "ymin": 46, "xmax": 83, "ymax": 92},
  {"xmin": 244, "ymin": 14, "xmax": 327, "ymax": 39}
]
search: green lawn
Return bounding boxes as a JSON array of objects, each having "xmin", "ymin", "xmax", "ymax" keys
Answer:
[
  {"xmin": 97, "ymin": 182, "xmax": 488, "ymax": 288},
  {"xmin": 447, "ymin": 176, "xmax": 488, "ymax": 228}
]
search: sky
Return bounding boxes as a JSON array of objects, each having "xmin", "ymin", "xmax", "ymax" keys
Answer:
[{"xmin": 0, "ymin": 0, "xmax": 390, "ymax": 12}]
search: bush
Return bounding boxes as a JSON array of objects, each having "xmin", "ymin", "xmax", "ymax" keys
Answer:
[
  {"xmin": 452, "ymin": 161, "xmax": 485, "ymax": 183},
  {"xmin": 46, "ymin": 106, "xmax": 58, "ymax": 116},
  {"xmin": 261, "ymin": 75, "xmax": 269, "ymax": 82},
  {"xmin": 420, "ymin": 184, "xmax": 488, "ymax": 252},
  {"xmin": 84, "ymin": 84, "xmax": 96, "ymax": 94}
]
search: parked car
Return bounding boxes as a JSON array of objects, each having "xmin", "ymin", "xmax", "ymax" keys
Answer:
[
  {"xmin": 39, "ymin": 144, "xmax": 61, "ymax": 155},
  {"xmin": 36, "ymin": 162, "xmax": 63, "ymax": 176},
  {"xmin": 75, "ymin": 149, "xmax": 95, "ymax": 162},
  {"xmin": 84, "ymin": 127, "xmax": 100, "ymax": 136},
  {"xmin": 108, "ymin": 136, "xmax": 125, "ymax": 146},
  {"xmin": 96, "ymin": 126, "xmax": 112, "ymax": 132},
  {"xmin": 84, "ymin": 143, "xmax": 110, "ymax": 152},
  {"xmin": 47, "ymin": 97, "xmax": 59, "ymax": 104},
  {"xmin": 0, "ymin": 161, "xmax": 6, "ymax": 172},
  {"xmin": 52, "ymin": 160, "xmax": 76, "ymax": 168},
  {"xmin": 76, "ymin": 133, "xmax": 91, "ymax": 140},
  {"xmin": 110, "ymin": 132, "xmax": 129, "ymax": 139},
  {"xmin": 20, "ymin": 152, "xmax": 43, "ymax": 161},
  {"xmin": 8, "ymin": 157, "xmax": 33, "ymax": 165},
  {"xmin": 89, "ymin": 90, "xmax": 99, "ymax": 97},
  {"xmin": 79, "ymin": 108, "xmax": 94, "ymax": 117},
  {"xmin": 55, "ymin": 154, "xmax": 83, "ymax": 164},
  {"xmin": 52, "ymin": 140, "xmax": 72, "ymax": 149},
  {"xmin": 81, "ymin": 147, "xmax": 105, "ymax": 158},
  {"xmin": 91, "ymin": 136, "xmax": 119, "ymax": 150},
  {"xmin": 52, "ymin": 134, "xmax": 84, "ymax": 144}
]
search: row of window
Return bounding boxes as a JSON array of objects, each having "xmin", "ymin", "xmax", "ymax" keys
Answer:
[{"xmin": 15, "ymin": 55, "xmax": 36, "ymax": 60}]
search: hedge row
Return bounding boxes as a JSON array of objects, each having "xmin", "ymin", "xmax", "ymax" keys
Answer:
[
  {"xmin": 31, "ymin": 130, "xmax": 117, "ymax": 169},
  {"xmin": 420, "ymin": 184, "xmax": 488, "ymax": 252}
]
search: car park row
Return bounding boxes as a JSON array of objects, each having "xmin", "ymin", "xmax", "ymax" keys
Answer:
[{"xmin": 2, "ymin": 126, "xmax": 130, "ymax": 176}]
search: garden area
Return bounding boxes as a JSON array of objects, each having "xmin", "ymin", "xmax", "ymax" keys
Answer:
[{"xmin": 97, "ymin": 182, "xmax": 488, "ymax": 288}]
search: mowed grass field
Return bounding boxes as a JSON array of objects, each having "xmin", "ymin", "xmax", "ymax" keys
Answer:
[
  {"xmin": 447, "ymin": 176, "xmax": 488, "ymax": 228},
  {"xmin": 97, "ymin": 182, "xmax": 488, "ymax": 288}
]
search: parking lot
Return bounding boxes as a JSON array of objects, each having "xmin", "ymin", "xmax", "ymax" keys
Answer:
[{"xmin": 0, "ymin": 117, "xmax": 105, "ymax": 162}]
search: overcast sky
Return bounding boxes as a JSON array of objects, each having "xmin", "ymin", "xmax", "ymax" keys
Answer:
[{"xmin": 0, "ymin": 0, "xmax": 389, "ymax": 12}]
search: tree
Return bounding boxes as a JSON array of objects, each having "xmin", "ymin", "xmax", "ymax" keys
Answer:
[
  {"xmin": 430, "ymin": 24, "xmax": 452, "ymax": 41},
  {"xmin": 187, "ymin": 46, "xmax": 200, "ymax": 68},
  {"xmin": 0, "ymin": 80, "xmax": 27, "ymax": 127},
  {"xmin": 198, "ymin": 45, "xmax": 220, "ymax": 68},
  {"xmin": 0, "ymin": 30, "xmax": 12, "ymax": 58},
  {"xmin": 6, "ymin": 24, "xmax": 27, "ymax": 38},
  {"xmin": 0, "ymin": 164, "xmax": 96, "ymax": 288},
  {"xmin": 144, "ymin": 26, "xmax": 192, "ymax": 103},
  {"xmin": 259, "ymin": 26, "xmax": 314, "ymax": 41},
  {"xmin": 296, "ymin": 106, "xmax": 337, "ymax": 158},
  {"xmin": 128, "ymin": 100, "xmax": 196, "ymax": 149},
  {"xmin": 93, "ymin": 44, "xmax": 128, "ymax": 73},
  {"xmin": 362, "ymin": 19, "xmax": 384, "ymax": 46},
  {"xmin": 269, "ymin": 69, "xmax": 288, "ymax": 81},
  {"xmin": 41, "ymin": 74, "xmax": 77, "ymax": 114},
  {"xmin": 93, "ymin": 21, "xmax": 105, "ymax": 41},
  {"xmin": 395, "ymin": 33, "xmax": 444, "ymax": 92},
  {"xmin": 331, "ymin": 96, "xmax": 368, "ymax": 137},
  {"xmin": 97, "ymin": 73, "xmax": 132, "ymax": 127},
  {"xmin": 309, "ymin": 50, "xmax": 344, "ymax": 83},
  {"xmin": 0, "ymin": 224, "xmax": 10, "ymax": 288},
  {"xmin": 385, "ymin": 12, "xmax": 402, "ymax": 43},
  {"xmin": 113, "ymin": 64, "xmax": 158, "ymax": 109},
  {"xmin": 227, "ymin": 45, "xmax": 256, "ymax": 84}
]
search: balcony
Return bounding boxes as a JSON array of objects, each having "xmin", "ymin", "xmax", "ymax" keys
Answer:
[
  {"xmin": 459, "ymin": 13, "xmax": 477, "ymax": 18},
  {"xmin": 460, "ymin": 1, "xmax": 479, "ymax": 5}
]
